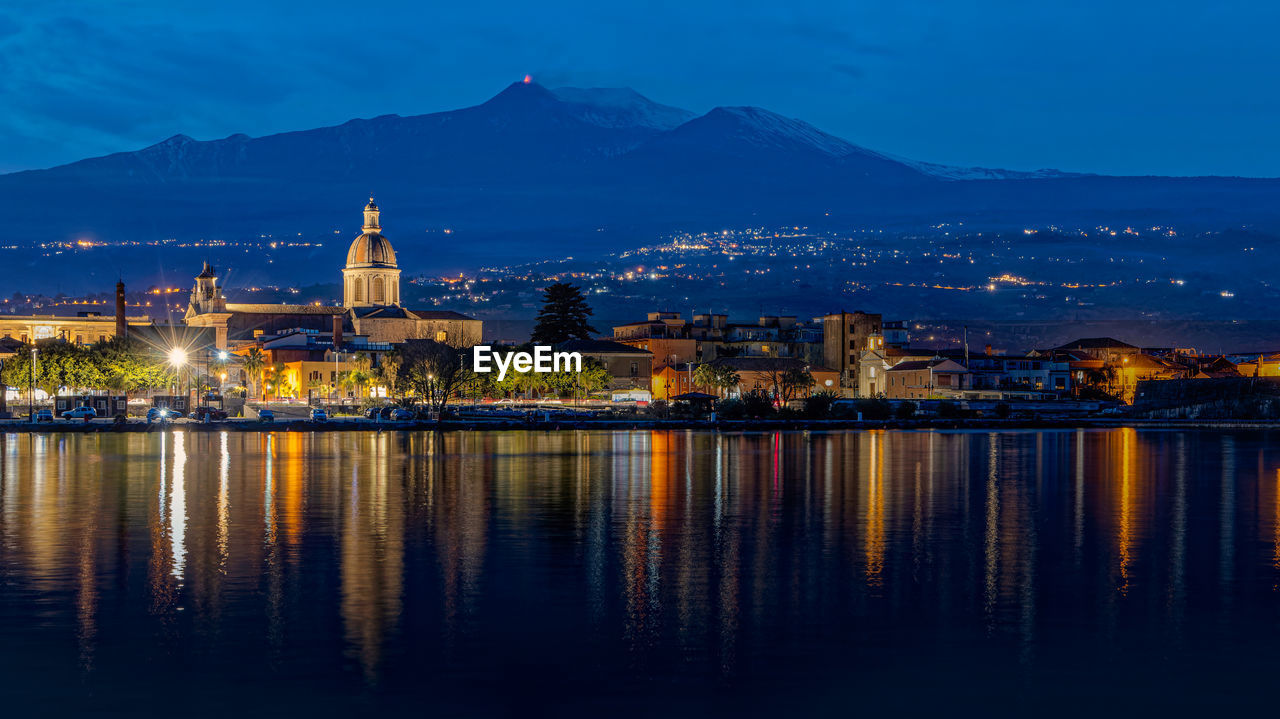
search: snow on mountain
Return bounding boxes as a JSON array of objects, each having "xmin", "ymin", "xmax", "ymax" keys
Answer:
[
  {"xmin": 697, "ymin": 106, "xmax": 860, "ymax": 157},
  {"xmin": 550, "ymin": 87, "xmax": 695, "ymax": 130}
]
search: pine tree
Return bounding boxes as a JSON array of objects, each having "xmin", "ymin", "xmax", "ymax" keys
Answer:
[{"xmin": 531, "ymin": 282, "xmax": 597, "ymax": 345}]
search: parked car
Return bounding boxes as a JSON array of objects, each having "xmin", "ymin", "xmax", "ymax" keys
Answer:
[
  {"xmin": 364, "ymin": 407, "xmax": 383, "ymax": 420},
  {"xmin": 34, "ymin": 409, "xmax": 54, "ymax": 422},
  {"xmin": 61, "ymin": 406, "xmax": 98, "ymax": 420},
  {"xmin": 311, "ymin": 408, "xmax": 328, "ymax": 422},
  {"xmin": 258, "ymin": 409, "xmax": 275, "ymax": 422},
  {"xmin": 389, "ymin": 408, "xmax": 413, "ymax": 421},
  {"xmin": 146, "ymin": 407, "xmax": 173, "ymax": 423},
  {"xmin": 190, "ymin": 406, "xmax": 228, "ymax": 422}
]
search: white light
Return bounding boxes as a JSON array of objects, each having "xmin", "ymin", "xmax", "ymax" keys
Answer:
[{"xmin": 168, "ymin": 347, "xmax": 188, "ymax": 367}]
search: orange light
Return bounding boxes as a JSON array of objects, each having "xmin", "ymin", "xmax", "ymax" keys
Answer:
[{"xmin": 523, "ymin": 74, "xmax": 532, "ymax": 84}]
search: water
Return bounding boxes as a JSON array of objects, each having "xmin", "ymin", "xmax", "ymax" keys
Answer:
[{"xmin": 2, "ymin": 428, "xmax": 1279, "ymax": 715}]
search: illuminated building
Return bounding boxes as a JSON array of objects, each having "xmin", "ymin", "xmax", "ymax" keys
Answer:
[
  {"xmin": 184, "ymin": 199, "xmax": 480, "ymax": 349},
  {"xmin": 821, "ymin": 311, "xmax": 883, "ymax": 388},
  {"xmin": 0, "ymin": 281, "xmax": 150, "ymax": 348}
]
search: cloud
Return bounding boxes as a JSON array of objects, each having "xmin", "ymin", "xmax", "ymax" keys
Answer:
[{"xmin": 0, "ymin": 13, "xmax": 310, "ymax": 169}]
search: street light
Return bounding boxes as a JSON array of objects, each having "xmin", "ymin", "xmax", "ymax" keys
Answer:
[
  {"xmin": 29, "ymin": 346, "xmax": 37, "ymax": 422},
  {"xmin": 169, "ymin": 347, "xmax": 188, "ymax": 415}
]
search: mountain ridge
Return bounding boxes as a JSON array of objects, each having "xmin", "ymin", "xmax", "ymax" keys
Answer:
[{"xmin": 1, "ymin": 81, "xmax": 1278, "ymax": 255}]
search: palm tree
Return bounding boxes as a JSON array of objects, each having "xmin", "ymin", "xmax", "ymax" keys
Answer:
[
  {"xmin": 692, "ymin": 362, "xmax": 741, "ymax": 398},
  {"xmin": 266, "ymin": 361, "xmax": 288, "ymax": 399},
  {"xmin": 693, "ymin": 363, "xmax": 717, "ymax": 394},
  {"xmin": 348, "ymin": 352, "xmax": 372, "ymax": 398},
  {"xmin": 375, "ymin": 353, "xmax": 402, "ymax": 399},
  {"xmin": 242, "ymin": 348, "xmax": 265, "ymax": 400}
]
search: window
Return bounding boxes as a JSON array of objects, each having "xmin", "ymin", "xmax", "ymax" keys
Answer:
[
  {"xmin": 354, "ymin": 279, "xmax": 365, "ymax": 303},
  {"xmin": 630, "ymin": 361, "xmax": 638, "ymax": 377},
  {"xmin": 435, "ymin": 330, "xmax": 448, "ymax": 343},
  {"xmin": 372, "ymin": 277, "xmax": 385, "ymax": 304}
]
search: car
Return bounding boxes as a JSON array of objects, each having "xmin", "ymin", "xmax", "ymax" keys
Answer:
[
  {"xmin": 311, "ymin": 408, "xmax": 328, "ymax": 422},
  {"xmin": 190, "ymin": 406, "xmax": 228, "ymax": 422},
  {"xmin": 146, "ymin": 407, "xmax": 174, "ymax": 423},
  {"xmin": 62, "ymin": 406, "xmax": 98, "ymax": 420},
  {"xmin": 378, "ymin": 406, "xmax": 399, "ymax": 420},
  {"xmin": 364, "ymin": 407, "xmax": 384, "ymax": 420},
  {"xmin": 34, "ymin": 409, "xmax": 53, "ymax": 422},
  {"xmin": 389, "ymin": 408, "xmax": 413, "ymax": 421},
  {"xmin": 258, "ymin": 409, "xmax": 275, "ymax": 422}
]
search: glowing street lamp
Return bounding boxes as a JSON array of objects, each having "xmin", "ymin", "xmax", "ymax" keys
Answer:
[{"xmin": 169, "ymin": 347, "xmax": 188, "ymax": 415}]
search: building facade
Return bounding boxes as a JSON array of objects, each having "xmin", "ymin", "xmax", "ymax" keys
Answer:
[
  {"xmin": 822, "ymin": 311, "xmax": 883, "ymax": 390},
  {"xmin": 184, "ymin": 199, "xmax": 480, "ymax": 350}
]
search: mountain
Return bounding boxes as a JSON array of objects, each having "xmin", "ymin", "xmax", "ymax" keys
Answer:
[{"xmin": 1, "ymin": 80, "xmax": 1278, "ymax": 268}]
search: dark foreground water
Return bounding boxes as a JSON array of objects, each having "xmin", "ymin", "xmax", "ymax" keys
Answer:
[{"xmin": 2, "ymin": 429, "xmax": 1280, "ymax": 716}]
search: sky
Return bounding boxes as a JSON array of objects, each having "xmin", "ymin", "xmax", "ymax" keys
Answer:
[{"xmin": 1, "ymin": 0, "xmax": 1278, "ymax": 177}]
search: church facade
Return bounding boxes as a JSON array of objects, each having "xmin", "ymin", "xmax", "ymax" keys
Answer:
[{"xmin": 185, "ymin": 199, "xmax": 481, "ymax": 349}]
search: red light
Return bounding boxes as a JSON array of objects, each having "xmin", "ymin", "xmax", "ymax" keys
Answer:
[{"xmin": 523, "ymin": 74, "xmax": 532, "ymax": 84}]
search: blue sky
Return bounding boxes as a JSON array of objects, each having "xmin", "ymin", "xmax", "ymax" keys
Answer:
[{"xmin": 1, "ymin": 0, "xmax": 1277, "ymax": 176}]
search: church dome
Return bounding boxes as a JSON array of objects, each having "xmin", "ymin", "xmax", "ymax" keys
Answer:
[
  {"xmin": 346, "ymin": 232, "xmax": 397, "ymax": 267},
  {"xmin": 345, "ymin": 197, "xmax": 397, "ymax": 268}
]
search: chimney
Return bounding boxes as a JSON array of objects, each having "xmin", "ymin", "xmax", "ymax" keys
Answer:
[
  {"xmin": 115, "ymin": 281, "xmax": 127, "ymax": 338},
  {"xmin": 332, "ymin": 314, "xmax": 344, "ymax": 350}
]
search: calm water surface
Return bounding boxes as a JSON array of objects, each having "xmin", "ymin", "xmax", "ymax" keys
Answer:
[{"xmin": 2, "ymin": 429, "xmax": 1280, "ymax": 715}]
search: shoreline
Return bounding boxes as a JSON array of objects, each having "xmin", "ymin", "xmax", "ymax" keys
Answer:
[{"xmin": 4, "ymin": 417, "xmax": 1280, "ymax": 433}]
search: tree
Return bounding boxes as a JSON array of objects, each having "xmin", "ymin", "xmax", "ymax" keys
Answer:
[
  {"xmin": 242, "ymin": 348, "xmax": 266, "ymax": 400},
  {"xmin": 575, "ymin": 358, "xmax": 613, "ymax": 396},
  {"xmin": 530, "ymin": 282, "xmax": 597, "ymax": 345},
  {"xmin": 376, "ymin": 352, "xmax": 402, "ymax": 399},
  {"xmin": 399, "ymin": 339, "xmax": 469, "ymax": 416},
  {"xmin": 346, "ymin": 353, "xmax": 372, "ymax": 398},
  {"xmin": 7, "ymin": 340, "xmax": 102, "ymax": 395},
  {"xmin": 780, "ymin": 367, "xmax": 815, "ymax": 402},
  {"xmin": 759, "ymin": 360, "xmax": 813, "ymax": 403},
  {"xmin": 90, "ymin": 336, "xmax": 170, "ymax": 397},
  {"xmin": 266, "ymin": 361, "xmax": 289, "ymax": 399},
  {"xmin": 694, "ymin": 363, "xmax": 740, "ymax": 398}
]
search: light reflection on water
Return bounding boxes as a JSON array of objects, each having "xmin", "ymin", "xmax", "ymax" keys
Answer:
[{"xmin": 2, "ymin": 428, "xmax": 1280, "ymax": 714}]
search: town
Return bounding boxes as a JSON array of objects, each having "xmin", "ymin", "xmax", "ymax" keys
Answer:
[{"xmin": 1, "ymin": 200, "xmax": 1277, "ymax": 425}]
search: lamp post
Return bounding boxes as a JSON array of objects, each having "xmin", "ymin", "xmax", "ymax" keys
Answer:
[
  {"xmin": 168, "ymin": 347, "xmax": 188, "ymax": 417},
  {"xmin": 332, "ymin": 348, "xmax": 342, "ymax": 407},
  {"xmin": 215, "ymin": 350, "xmax": 229, "ymax": 403},
  {"xmin": 29, "ymin": 346, "xmax": 37, "ymax": 422}
]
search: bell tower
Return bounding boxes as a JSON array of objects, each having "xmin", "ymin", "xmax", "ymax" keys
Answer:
[{"xmin": 190, "ymin": 262, "xmax": 227, "ymax": 314}]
